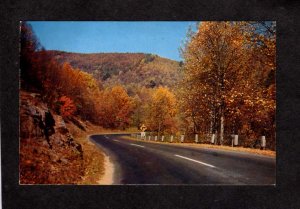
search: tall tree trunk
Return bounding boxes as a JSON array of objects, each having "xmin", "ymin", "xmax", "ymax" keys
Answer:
[
  {"xmin": 192, "ymin": 113, "xmax": 198, "ymax": 134},
  {"xmin": 220, "ymin": 113, "xmax": 224, "ymax": 145},
  {"xmin": 158, "ymin": 121, "xmax": 161, "ymax": 139}
]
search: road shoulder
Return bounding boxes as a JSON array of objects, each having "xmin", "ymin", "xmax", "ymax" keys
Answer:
[{"xmin": 120, "ymin": 135, "xmax": 276, "ymax": 158}]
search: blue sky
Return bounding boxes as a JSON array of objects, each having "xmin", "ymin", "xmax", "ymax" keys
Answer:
[{"xmin": 29, "ymin": 21, "xmax": 198, "ymax": 61}]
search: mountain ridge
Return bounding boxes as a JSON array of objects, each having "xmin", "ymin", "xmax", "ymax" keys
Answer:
[{"xmin": 47, "ymin": 50, "xmax": 183, "ymax": 94}]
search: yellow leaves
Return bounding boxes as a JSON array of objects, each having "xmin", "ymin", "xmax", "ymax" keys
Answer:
[
  {"xmin": 151, "ymin": 87, "xmax": 177, "ymax": 115},
  {"xmin": 97, "ymin": 85, "xmax": 134, "ymax": 129},
  {"xmin": 179, "ymin": 21, "xmax": 275, "ymax": 146},
  {"xmin": 146, "ymin": 87, "xmax": 178, "ymax": 133}
]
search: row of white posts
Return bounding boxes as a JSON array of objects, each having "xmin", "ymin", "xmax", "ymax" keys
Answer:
[
  {"xmin": 210, "ymin": 134, "xmax": 266, "ymax": 149},
  {"xmin": 135, "ymin": 133, "xmax": 267, "ymax": 149},
  {"xmin": 136, "ymin": 133, "xmax": 185, "ymax": 143}
]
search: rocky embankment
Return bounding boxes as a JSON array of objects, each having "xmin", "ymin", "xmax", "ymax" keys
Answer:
[{"xmin": 20, "ymin": 91, "xmax": 85, "ymax": 184}]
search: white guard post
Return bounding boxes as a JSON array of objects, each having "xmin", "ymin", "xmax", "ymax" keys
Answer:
[
  {"xmin": 141, "ymin": 131, "xmax": 146, "ymax": 140},
  {"xmin": 261, "ymin": 136, "xmax": 266, "ymax": 149},
  {"xmin": 211, "ymin": 134, "xmax": 215, "ymax": 144},
  {"xmin": 180, "ymin": 135, "xmax": 184, "ymax": 143},
  {"xmin": 234, "ymin": 135, "xmax": 238, "ymax": 146}
]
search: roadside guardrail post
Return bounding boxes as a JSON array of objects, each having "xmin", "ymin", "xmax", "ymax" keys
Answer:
[
  {"xmin": 141, "ymin": 131, "xmax": 146, "ymax": 140},
  {"xmin": 170, "ymin": 135, "xmax": 173, "ymax": 143},
  {"xmin": 161, "ymin": 136, "xmax": 164, "ymax": 142},
  {"xmin": 195, "ymin": 134, "xmax": 198, "ymax": 143},
  {"xmin": 180, "ymin": 135, "xmax": 184, "ymax": 143},
  {"xmin": 155, "ymin": 136, "xmax": 157, "ymax": 141},
  {"xmin": 261, "ymin": 136, "xmax": 266, "ymax": 150},
  {"xmin": 211, "ymin": 134, "xmax": 215, "ymax": 144},
  {"xmin": 234, "ymin": 135, "xmax": 238, "ymax": 146}
]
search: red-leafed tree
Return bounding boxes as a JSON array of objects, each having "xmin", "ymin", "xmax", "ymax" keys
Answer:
[{"xmin": 58, "ymin": 96, "xmax": 77, "ymax": 118}]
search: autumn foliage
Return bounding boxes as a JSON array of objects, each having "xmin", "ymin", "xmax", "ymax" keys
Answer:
[
  {"xmin": 179, "ymin": 21, "xmax": 276, "ymax": 149},
  {"xmin": 48, "ymin": 51, "xmax": 181, "ymax": 92},
  {"xmin": 58, "ymin": 96, "xmax": 77, "ymax": 118},
  {"xmin": 20, "ymin": 21, "xmax": 276, "ymax": 150},
  {"xmin": 145, "ymin": 87, "xmax": 178, "ymax": 135},
  {"xmin": 97, "ymin": 86, "xmax": 134, "ymax": 129},
  {"xmin": 20, "ymin": 22, "xmax": 133, "ymax": 128}
]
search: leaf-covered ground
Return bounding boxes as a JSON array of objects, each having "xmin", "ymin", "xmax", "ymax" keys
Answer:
[{"xmin": 19, "ymin": 91, "xmax": 106, "ymax": 184}]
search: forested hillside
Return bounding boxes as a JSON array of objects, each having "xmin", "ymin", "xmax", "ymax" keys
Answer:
[
  {"xmin": 19, "ymin": 22, "xmax": 122, "ymax": 184},
  {"xmin": 47, "ymin": 50, "xmax": 182, "ymax": 95}
]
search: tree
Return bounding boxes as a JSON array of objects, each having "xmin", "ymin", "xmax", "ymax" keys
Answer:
[
  {"xmin": 180, "ymin": 21, "xmax": 276, "ymax": 148},
  {"xmin": 58, "ymin": 96, "xmax": 77, "ymax": 118},
  {"xmin": 131, "ymin": 87, "xmax": 155, "ymax": 129},
  {"xmin": 20, "ymin": 22, "xmax": 42, "ymax": 90},
  {"xmin": 110, "ymin": 86, "xmax": 134, "ymax": 129},
  {"xmin": 181, "ymin": 22, "xmax": 250, "ymax": 144},
  {"xmin": 98, "ymin": 86, "xmax": 134, "ymax": 129},
  {"xmin": 146, "ymin": 87, "xmax": 178, "ymax": 136},
  {"xmin": 131, "ymin": 95, "xmax": 143, "ymax": 129}
]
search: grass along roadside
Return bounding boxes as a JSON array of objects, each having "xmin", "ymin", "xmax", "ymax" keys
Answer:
[
  {"xmin": 66, "ymin": 122, "xmax": 107, "ymax": 184},
  {"xmin": 66, "ymin": 123, "xmax": 137, "ymax": 184},
  {"xmin": 77, "ymin": 135, "xmax": 106, "ymax": 185},
  {"xmin": 121, "ymin": 135, "xmax": 276, "ymax": 158}
]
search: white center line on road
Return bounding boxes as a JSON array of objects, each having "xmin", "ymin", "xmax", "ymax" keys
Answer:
[
  {"xmin": 130, "ymin": 143, "xmax": 145, "ymax": 148},
  {"xmin": 174, "ymin": 154, "xmax": 216, "ymax": 168}
]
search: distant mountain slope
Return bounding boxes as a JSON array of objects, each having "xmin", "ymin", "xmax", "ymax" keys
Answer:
[{"xmin": 47, "ymin": 50, "xmax": 182, "ymax": 94}]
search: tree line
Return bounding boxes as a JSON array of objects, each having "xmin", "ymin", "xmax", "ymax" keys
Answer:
[
  {"xmin": 20, "ymin": 22, "xmax": 177, "ymax": 132},
  {"xmin": 129, "ymin": 22, "xmax": 275, "ymax": 150},
  {"xmin": 21, "ymin": 22, "xmax": 134, "ymax": 129}
]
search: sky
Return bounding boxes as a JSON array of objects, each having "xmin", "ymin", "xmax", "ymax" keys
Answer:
[{"xmin": 29, "ymin": 21, "xmax": 198, "ymax": 61}]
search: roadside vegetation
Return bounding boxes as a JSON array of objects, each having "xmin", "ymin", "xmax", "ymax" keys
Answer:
[{"xmin": 178, "ymin": 22, "xmax": 275, "ymax": 150}]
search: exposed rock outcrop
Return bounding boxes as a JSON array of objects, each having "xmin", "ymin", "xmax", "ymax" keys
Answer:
[{"xmin": 20, "ymin": 91, "xmax": 84, "ymax": 184}]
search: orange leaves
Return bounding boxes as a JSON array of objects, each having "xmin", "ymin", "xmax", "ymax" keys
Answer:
[
  {"xmin": 58, "ymin": 96, "xmax": 76, "ymax": 118},
  {"xmin": 39, "ymin": 58, "xmax": 134, "ymax": 129},
  {"xmin": 110, "ymin": 86, "xmax": 134, "ymax": 127},
  {"xmin": 179, "ymin": 21, "xmax": 275, "ymax": 147},
  {"xmin": 97, "ymin": 85, "xmax": 134, "ymax": 129},
  {"xmin": 42, "ymin": 61, "xmax": 103, "ymax": 122}
]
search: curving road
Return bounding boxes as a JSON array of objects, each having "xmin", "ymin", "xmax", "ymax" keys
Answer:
[{"xmin": 90, "ymin": 134, "xmax": 276, "ymax": 185}]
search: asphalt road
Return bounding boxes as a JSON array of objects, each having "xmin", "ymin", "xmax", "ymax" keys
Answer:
[{"xmin": 90, "ymin": 134, "xmax": 276, "ymax": 185}]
